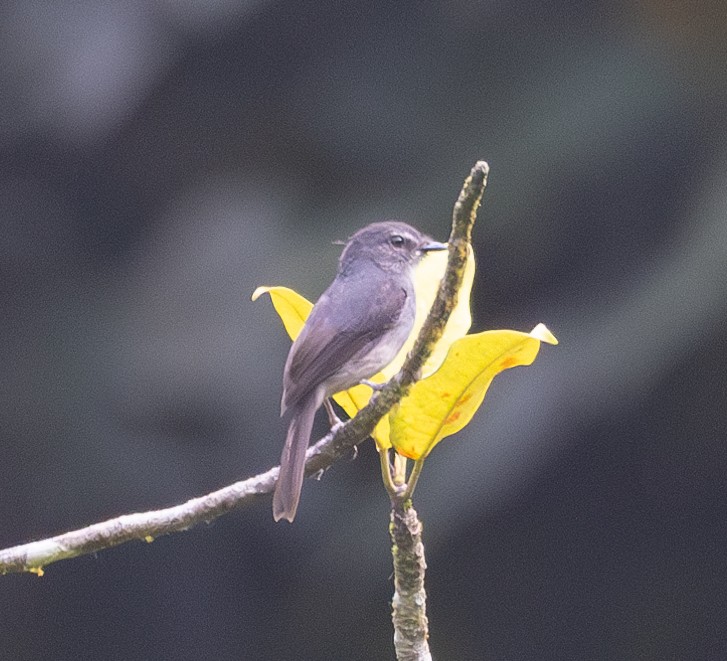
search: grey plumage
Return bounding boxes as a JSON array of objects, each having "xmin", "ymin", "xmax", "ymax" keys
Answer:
[{"xmin": 273, "ymin": 221, "xmax": 447, "ymax": 522}]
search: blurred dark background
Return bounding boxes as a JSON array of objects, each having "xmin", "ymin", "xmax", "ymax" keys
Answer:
[{"xmin": 2, "ymin": 1, "xmax": 726, "ymax": 659}]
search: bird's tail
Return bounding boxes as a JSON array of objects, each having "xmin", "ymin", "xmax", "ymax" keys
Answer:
[{"xmin": 273, "ymin": 391, "xmax": 320, "ymax": 522}]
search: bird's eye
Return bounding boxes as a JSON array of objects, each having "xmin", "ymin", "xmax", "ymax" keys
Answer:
[{"xmin": 389, "ymin": 235, "xmax": 405, "ymax": 248}]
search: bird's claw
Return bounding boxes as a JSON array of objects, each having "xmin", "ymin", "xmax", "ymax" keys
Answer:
[
  {"xmin": 360, "ymin": 379, "xmax": 386, "ymax": 391},
  {"xmin": 324, "ymin": 399, "xmax": 343, "ymax": 428}
]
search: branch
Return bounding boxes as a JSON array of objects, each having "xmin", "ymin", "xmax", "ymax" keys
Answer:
[
  {"xmin": 390, "ymin": 502, "xmax": 431, "ymax": 661},
  {"xmin": 0, "ymin": 161, "xmax": 489, "ymax": 576}
]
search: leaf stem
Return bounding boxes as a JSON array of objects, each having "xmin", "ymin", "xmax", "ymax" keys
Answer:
[
  {"xmin": 380, "ymin": 448, "xmax": 397, "ymax": 496},
  {"xmin": 402, "ymin": 459, "xmax": 426, "ymax": 502},
  {"xmin": 393, "ymin": 453, "xmax": 408, "ymax": 487}
]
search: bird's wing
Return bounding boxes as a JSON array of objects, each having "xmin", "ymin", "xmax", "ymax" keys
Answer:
[{"xmin": 282, "ymin": 274, "xmax": 408, "ymax": 411}]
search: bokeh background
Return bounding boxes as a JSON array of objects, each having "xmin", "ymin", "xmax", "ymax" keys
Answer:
[{"xmin": 2, "ymin": 1, "xmax": 726, "ymax": 659}]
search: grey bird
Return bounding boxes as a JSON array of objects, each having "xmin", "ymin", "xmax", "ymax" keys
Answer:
[{"xmin": 273, "ymin": 221, "xmax": 447, "ymax": 522}]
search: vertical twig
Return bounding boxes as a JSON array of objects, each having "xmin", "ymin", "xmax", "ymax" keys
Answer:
[
  {"xmin": 387, "ymin": 161, "xmax": 489, "ymax": 659},
  {"xmin": 390, "ymin": 501, "xmax": 431, "ymax": 661}
]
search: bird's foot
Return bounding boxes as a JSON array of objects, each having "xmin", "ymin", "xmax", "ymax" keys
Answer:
[
  {"xmin": 324, "ymin": 399, "xmax": 343, "ymax": 428},
  {"xmin": 360, "ymin": 379, "xmax": 386, "ymax": 391}
]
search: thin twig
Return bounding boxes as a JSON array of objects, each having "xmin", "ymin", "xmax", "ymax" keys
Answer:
[{"xmin": 387, "ymin": 160, "xmax": 489, "ymax": 660}]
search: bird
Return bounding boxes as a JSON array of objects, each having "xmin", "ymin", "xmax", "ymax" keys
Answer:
[{"xmin": 273, "ymin": 221, "xmax": 447, "ymax": 522}]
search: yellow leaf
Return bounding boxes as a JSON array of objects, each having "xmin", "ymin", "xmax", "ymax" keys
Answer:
[
  {"xmin": 251, "ymin": 286, "xmax": 312, "ymax": 341},
  {"xmin": 29, "ymin": 566, "xmax": 45, "ymax": 577},
  {"xmin": 389, "ymin": 324, "xmax": 558, "ymax": 460}
]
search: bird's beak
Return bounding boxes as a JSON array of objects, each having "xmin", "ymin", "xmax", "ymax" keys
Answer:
[{"xmin": 419, "ymin": 240, "xmax": 448, "ymax": 252}]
